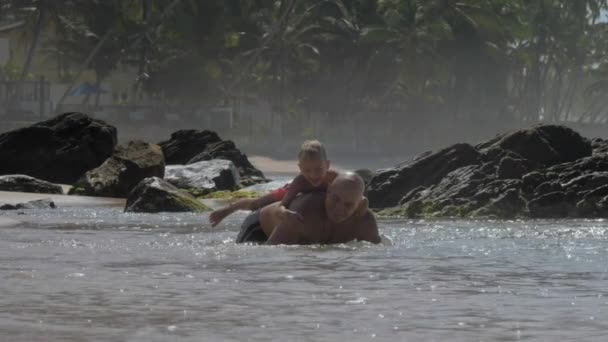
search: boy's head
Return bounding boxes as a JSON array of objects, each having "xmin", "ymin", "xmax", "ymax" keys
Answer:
[{"xmin": 297, "ymin": 140, "xmax": 330, "ymax": 187}]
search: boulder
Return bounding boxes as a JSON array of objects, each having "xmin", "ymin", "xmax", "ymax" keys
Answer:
[
  {"xmin": 70, "ymin": 140, "xmax": 165, "ymax": 197},
  {"xmin": 158, "ymin": 130, "xmax": 221, "ymax": 165},
  {"xmin": 124, "ymin": 177, "xmax": 209, "ymax": 213},
  {"xmin": 164, "ymin": 160, "xmax": 239, "ymax": 196},
  {"xmin": 477, "ymin": 125, "xmax": 591, "ymax": 167},
  {"xmin": 0, "ymin": 175, "xmax": 63, "ymax": 194},
  {"xmin": 0, "ymin": 112, "xmax": 117, "ymax": 184},
  {"xmin": 187, "ymin": 140, "xmax": 267, "ymax": 185},
  {"xmin": 368, "ymin": 143, "xmax": 480, "ymax": 208}
]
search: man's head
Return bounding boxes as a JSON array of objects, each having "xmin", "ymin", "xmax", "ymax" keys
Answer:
[
  {"xmin": 298, "ymin": 140, "xmax": 330, "ymax": 187},
  {"xmin": 325, "ymin": 172, "xmax": 365, "ymax": 223}
]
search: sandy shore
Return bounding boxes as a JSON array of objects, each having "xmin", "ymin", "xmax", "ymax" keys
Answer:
[
  {"xmin": 0, "ymin": 191, "xmax": 125, "ymax": 208},
  {"xmin": 249, "ymin": 155, "xmax": 299, "ymax": 176}
]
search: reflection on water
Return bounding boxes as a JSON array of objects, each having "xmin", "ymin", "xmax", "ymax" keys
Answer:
[{"xmin": 1, "ymin": 207, "xmax": 608, "ymax": 341}]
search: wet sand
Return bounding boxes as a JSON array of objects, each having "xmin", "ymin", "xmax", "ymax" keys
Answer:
[{"xmin": 0, "ymin": 191, "xmax": 125, "ymax": 208}]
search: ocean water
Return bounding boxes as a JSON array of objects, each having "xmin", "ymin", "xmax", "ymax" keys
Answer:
[{"xmin": 1, "ymin": 205, "xmax": 608, "ymax": 341}]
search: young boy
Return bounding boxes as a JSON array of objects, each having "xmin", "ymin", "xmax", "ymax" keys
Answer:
[{"xmin": 209, "ymin": 140, "xmax": 367, "ymax": 227}]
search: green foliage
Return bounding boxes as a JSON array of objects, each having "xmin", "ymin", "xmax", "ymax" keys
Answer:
[{"xmin": 3, "ymin": 0, "xmax": 608, "ymax": 122}]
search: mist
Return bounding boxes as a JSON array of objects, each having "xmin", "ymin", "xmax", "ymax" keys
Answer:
[{"xmin": 2, "ymin": 0, "xmax": 608, "ymax": 170}]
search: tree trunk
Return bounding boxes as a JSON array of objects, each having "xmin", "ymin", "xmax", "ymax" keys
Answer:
[{"xmin": 19, "ymin": 7, "xmax": 45, "ymax": 83}]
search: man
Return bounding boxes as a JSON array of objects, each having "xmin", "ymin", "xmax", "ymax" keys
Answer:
[{"xmin": 235, "ymin": 172, "xmax": 381, "ymax": 245}]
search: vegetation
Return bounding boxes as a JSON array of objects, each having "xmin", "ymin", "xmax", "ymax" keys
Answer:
[{"xmin": 3, "ymin": 0, "xmax": 608, "ymax": 124}]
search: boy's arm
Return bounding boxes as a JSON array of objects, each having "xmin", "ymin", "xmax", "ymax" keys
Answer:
[
  {"xmin": 209, "ymin": 193, "xmax": 279, "ymax": 227},
  {"xmin": 279, "ymin": 175, "xmax": 307, "ymax": 207},
  {"xmin": 278, "ymin": 175, "xmax": 308, "ymax": 221}
]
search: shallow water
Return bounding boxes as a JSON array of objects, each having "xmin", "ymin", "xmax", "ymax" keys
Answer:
[{"xmin": 1, "ymin": 206, "xmax": 608, "ymax": 341}]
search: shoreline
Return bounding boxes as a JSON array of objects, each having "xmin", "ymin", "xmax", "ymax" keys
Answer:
[{"xmin": 0, "ymin": 190, "xmax": 125, "ymax": 208}]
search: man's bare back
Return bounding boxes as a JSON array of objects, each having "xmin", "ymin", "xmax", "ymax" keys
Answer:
[{"xmin": 260, "ymin": 191, "xmax": 380, "ymax": 245}]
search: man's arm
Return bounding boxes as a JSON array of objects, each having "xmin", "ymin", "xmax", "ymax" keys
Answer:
[{"xmin": 354, "ymin": 211, "xmax": 381, "ymax": 244}]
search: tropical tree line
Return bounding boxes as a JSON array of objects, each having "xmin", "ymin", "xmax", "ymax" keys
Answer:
[{"xmin": 3, "ymin": 0, "xmax": 608, "ymax": 124}]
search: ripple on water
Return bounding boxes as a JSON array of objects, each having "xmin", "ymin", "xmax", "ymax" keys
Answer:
[{"xmin": 2, "ymin": 210, "xmax": 608, "ymax": 341}]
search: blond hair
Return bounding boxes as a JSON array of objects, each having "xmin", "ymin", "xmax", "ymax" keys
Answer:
[{"xmin": 298, "ymin": 140, "xmax": 327, "ymax": 161}]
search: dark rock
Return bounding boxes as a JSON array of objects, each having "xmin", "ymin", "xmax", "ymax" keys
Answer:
[
  {"xmin": 522, "ymin": 171, "xmax": 546, "ymax": 194},
  {"xmin": 158, "ymin": 130, "xmax": 221, "ymax": 165},
  {"xmin": 124, "ymin": 177, "xmax": 209, "ymax": 213},
  {"xmin": 477, "ymin": 125, "xmax": 591, "ymax": 167},
  {"xmin": 404, "ymin": 200, "xmax": 424, "ymax": 218},
  {"xmin": 354, "ymin": 169, "xmax": 374, "ymax": 186},
  {"xmin": 0, "ymin": 175, "xmax": 63, "ymax": 194},
  {"xmin": 399, "ymin": 186, "xmax": 427, "ymax": 205},
  {"xmin": 0, "ymin": 198, "xmax": 56, "ymax": 210},
  {"xmin": 592, "ymin": 138, "xmax": 608, "ymax": 155},
  {"xmin": 471, "ymin": 189, "xmax": 526, "ymax": 219},
  {"xmin": 533, "ymin": 182, "xmax": 563, "ymax": 197},
  {"xmin": 561, "ymin": 172, "xmax": 608, "ymax": 195},
  {"xmin": 418, "ymin": 165, "xmax": 487, "ymax": 207},
  {"xmin": 70, "ymin": 140, "xmax": 165, "ymax": 198},
  {"xmin": 496, "ymin": 156, "xmax": 533, "ymax": 180},
  {"xmin": 0, "ymin": 112, "xmax": 117, "ymax": 184},
  {"xmin": 472, "ymin": 179, "xmax": 522, "ymax": 204},
  {"xmin": 528, "ymin": 191, "xmax": 575, "ymax": 218},
  {"xmin": 187, "ymin": 140, "xmax": 267, "ymax": 185},
  {"xmin": 164, "ymin": 160, "xmax": 239, "ymax": 196},
  {"xmin": 368, "ymin": 143, "xmax": 480, "ymax": 208}
]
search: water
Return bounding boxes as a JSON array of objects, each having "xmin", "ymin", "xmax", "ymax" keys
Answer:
[{"xmin": 1, "ymin": 207, "xmax": 608, "ymax": 341}]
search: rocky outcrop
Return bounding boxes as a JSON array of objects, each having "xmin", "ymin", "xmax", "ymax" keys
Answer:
[
  {"xmin": 368, "ymin": 143, "xmax": 481, "ymax": 208},
  {"xmin": 164, "ymin": 160, "xmax": 240, "ymax": 196},
  {"xmin": 124, "ymin": 177, "xmax": 209, "ymax": 213},
  {"xmin": 0, "ymin": 175, "xmax": 63, "ymax": 194},
  {"xmin": 371, "ymin": 125, "xmax": 608, "ymax": 219},
  {"xmin": 70, "ymin": 140, "xmax": 165, "ymax": 198},
  {"xmin": 0, "ymin": 112, "xmax": 117, "ymax": 184}
]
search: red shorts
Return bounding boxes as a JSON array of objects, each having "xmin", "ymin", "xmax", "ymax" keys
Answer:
[{"xmin": 270, "ymin": 184, "xmax": 290, "ymax": 201}]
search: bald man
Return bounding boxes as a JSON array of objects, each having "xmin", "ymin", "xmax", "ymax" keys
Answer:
[{"xmin": 235, "ymin": 172, "xmax": 381, "ymax": 245}]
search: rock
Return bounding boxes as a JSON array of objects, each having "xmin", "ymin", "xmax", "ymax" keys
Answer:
[
  {"xmin": 477, "ymin": 125, "xmax": 591, "ymax": 167},
  {"xmin": 496, "ymin": 156, "xmax": 533, "ymax": 180},
  {"xmin": 528, "ymin": 191, "xmax": 575, "ymax": 218},
  {"xmin": 470, "ymin": 189, "xmax": 526, "ymax": 219},
  {"xmin": 472, "ymin": 179, "xmax": 522, "ymax": 203},
  {"xmin": 164, "ymin": 160, "xmax": 239, "ymax": 196},
  {"xmin": 0, "ymin": 175, "xmax": 63, "ymax": 194},
  {"xmin": 367, "ymin": 125, "xmax": 604, "ymax": 219},
  {"xmin": 0, "ymin": 198, "xmax": 56, "ymax": 210},
  {"xmin": 158, "ymin": 130, "xmax": 221, "ymax": 165},
  {"xmin": 187, "ymin": 140, "xmax": 267, "ymax": 185},
  {"xmin": 560, "ymin": 172, "xmax": 608, "ymax": 195},
  {"xmin": 124, "ymin": 177, "xmax": 209, "ymax": 213},
  {"xmin": 0, "ymin": 112, "xmax": 117, "ymax": 184},
  {"xmin": 70, "ymin": 140, "xmax": 165, "ymax": 198},
  {"xmin": 533, "ymin": 182, "xmax": 563, "ymax": 197},
  {"xmin": 592, "ymin": 138, "xmax": 608, "ymax": 155},
  {"xmin": 354, "ymin": 169, "xmax": 374, "ymax": 185},
  {"xmin": 399, "ymin": 186, "xmax": 427, "ymax": 205},
  {"xmin": 522, "ymin": 172, "xmax": 546, "ymax": 194},
  {"xmin": 368, "ymin": 143, "xmax": 480, "ymax": 208}
]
